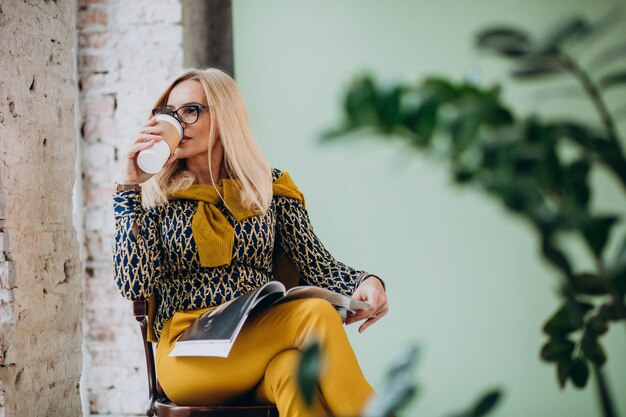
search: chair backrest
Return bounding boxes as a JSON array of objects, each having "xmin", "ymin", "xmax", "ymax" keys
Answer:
[
  {"xmin": 133, "ymin": 245, "xmax": 302, "ymax": 416},
  {"xmin": 271, "ymin": 242, "xmax": 305, "ymax": 290}
]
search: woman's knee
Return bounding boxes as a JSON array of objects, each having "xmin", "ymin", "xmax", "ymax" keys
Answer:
[{"xmin": 265, "ymin": 349, "xmax": 302, "ymax": 390}]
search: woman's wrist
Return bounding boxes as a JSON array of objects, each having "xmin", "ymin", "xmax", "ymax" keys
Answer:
[{"xmin": 356, "ymin": 273, "xmax": 386, "ymax": 292}]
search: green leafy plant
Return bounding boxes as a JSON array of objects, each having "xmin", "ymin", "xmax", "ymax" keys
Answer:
[
  {"xmin": 298, "ymin": 339, "xmax": 323, "ymax": 408},
  {"xmin": 322, "ymin": 8, "xmax": 626, "ymax": 417},
  {"xmin": 298, "ymin": 342, "xmax": 502, "ymax": 417},
  {"xmin": 361, "ymin": 346, "xmax": 419, "ymax": 417}
]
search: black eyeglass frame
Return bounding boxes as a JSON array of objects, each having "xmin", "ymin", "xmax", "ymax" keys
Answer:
[{"xmin": 151, "ymin": 104, "xmax": 209, "ymax": 125}]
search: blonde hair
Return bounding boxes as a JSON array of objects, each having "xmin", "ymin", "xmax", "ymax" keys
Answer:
[{"xmin": 141, "ymin": 68, "xmax": 273, "ymax": 215}]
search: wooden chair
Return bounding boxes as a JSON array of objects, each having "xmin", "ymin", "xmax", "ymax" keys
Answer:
[{"xmin": 132, "ymin": 246, "xmax": 303, "ymax": 417}]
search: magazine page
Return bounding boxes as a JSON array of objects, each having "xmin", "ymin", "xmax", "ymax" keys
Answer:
[
  {"xmin": 175, "ymin": 281, "xmax": 284, "ymax": 343},
  {"xmin": 170, "ymin": 281, "xmax": 287, "ymax": 357},
  {"xmin": 175, "ymin": 290, "xmax": 258, "ymax": 343},
  {"xmin": 168, "ymin": 339, "xmax": 233, "ymax": 358},
  {"xmin": 282, "ymin": 286, "xmax": 370, "ymax": 311},
  {"xmin": 250, "ymin": 280, "xmax": 286, "ymax": 309},
  {"xmin": 169, "ymin": 283, "xmax": 371, "ymax": 358}
]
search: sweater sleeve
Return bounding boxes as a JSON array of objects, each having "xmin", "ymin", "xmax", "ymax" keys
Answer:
[
  {"xmin": 113, "ymin": 189, "xmax": 165, "ymax": 300},
  {"xmin": 273, "ymin": 192, "xmax": 367, "ymax": 297}
]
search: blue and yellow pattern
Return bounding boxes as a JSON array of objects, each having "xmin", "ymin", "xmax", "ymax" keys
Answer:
[{"xmin": 113, "ymin": 168, "xmax": 367, "ymax": 339}]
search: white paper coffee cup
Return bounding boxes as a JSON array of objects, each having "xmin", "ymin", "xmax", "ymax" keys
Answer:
[{"xmin": 137, "ymin": 114, "xmax": 183, "ymax": 174}]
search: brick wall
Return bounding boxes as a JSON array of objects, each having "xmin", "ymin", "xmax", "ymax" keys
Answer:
[
  {"xmin": 0, "ymin": 1, "xmax": 83, "ymax": 416},
  {"xmin": 77, "ymin": 0, "xmax": 183, "ymax": 414}
]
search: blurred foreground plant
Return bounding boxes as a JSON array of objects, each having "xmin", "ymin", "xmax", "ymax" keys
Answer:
[
  {"xmin": 322, "ymin": 8, "xmax": 626, "ymax": 417},
  {"xmin": 298, "ymin": 342, "xmax": 502, "ymax": 417}
]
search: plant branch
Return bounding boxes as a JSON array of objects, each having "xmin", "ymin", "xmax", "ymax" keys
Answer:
[
  {"xmin": 592, "ymin": 252, "xmax": 626, "ymax": 337},
  {"xmin": 558, "ymin": 52, "xmax": 622, "ymax": 146},
  {"xmin": 558, "ymin": 51, "xmax": 626, "ymax": 192},
  {"xmin": 593, "ymin": 364, "xmax": 619, "ymax": 417}
]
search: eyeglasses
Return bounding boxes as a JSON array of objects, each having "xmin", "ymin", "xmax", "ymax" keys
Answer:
[{"xmin": 151, "ymin": 104, "xmax": 208, "ymax": 125}]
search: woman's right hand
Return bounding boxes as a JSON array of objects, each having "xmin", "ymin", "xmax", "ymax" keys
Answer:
[{"xmin": 122, "ymin": 118, "xmax": 176, "ymax": 183}]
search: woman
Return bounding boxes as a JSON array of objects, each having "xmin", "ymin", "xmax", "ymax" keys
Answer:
[{"xmin": 113, "ymin": 68, "xmax": 388, "ymax": 417}]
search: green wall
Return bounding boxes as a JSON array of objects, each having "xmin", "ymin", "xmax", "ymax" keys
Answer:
[{"xmin": 231, "ymin": 1, "xmax": 626, "ymax": 416}]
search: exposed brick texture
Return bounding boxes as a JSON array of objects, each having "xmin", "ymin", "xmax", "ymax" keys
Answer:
[
  {"xmin": 0, "ymin": 1, "xmax": 83, "ymax": 417},
  {"xmin": 77, "ymin": 0, "xmax": 183, "ymax": 414}
]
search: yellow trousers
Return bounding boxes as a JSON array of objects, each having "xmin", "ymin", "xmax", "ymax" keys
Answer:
[{"xmin": 156, "ymin": 298, "xmax": 375, "ymax": 417}]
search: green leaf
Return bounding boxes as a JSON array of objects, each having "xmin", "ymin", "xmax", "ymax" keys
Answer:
[
  {"xmin": 540, "ymin": 17, "xmax": 590, "ymax": 51},
  {"xmin": 422, "ymin": 77, "xmax": 460, "ymax": 102},
  {"xmin": 541, "ymin": 238, "xmax": 573, "ymax": 278},
  {"xmin": 613, "ymin": 269, "xmax": 626, "ymax": 294},
  {"xmin": 512, "ymin": 150, "xmax": 540, "ymax": 176},
  {"xmin": 376, "ymin": 84, "xmax": 404, "ymax": 132},
  {"xmin": 524, "ymin": 117, "xmax": 552, "ymax": 144},
  {"xmin": 297, "ymin": 340, "xmax": 322, "ymax": 407},
  {"xmin": 556, "ymin": 360, "xmax": 572, "ymax": 389},
  {"xmin": 541, "ymin": 144, "xmax": 563, "ymax": 193},
  {"xmin": 581, "ymin": 336, "xmax": 607, "ymax": 366},
  {"xmin": 542, "ymin": 301, "xmax": 593, "ymax": 337},
  {"xmin": 363, "ymin": 346, "xmax": 419, "ymax": 417},
  {"xmin": 609, "ymin": 265, "xmax": 626, "ymax": 295},
  {"xmin": 503, "ymin": 189, "xmax": 527, "ymax": 212},
  {"xmin": 512, "ymin": 57, "xmax": 564, "ymax": 79},
  {"xmin": 454, "ymin": 167, "xmax": 476, "ymax": 183},
  {"xmin": 565, "ymin": 159, "xmax": 591, "ymax": 209},
  {"xmin": 449, "ymin": 389, "xmax": 503, "ymax": 417},
  {"xmin": 614, "ymin": 232, "xmax": 626, "ymax": 267},
  {"xmin": 599, "ymin": 70, "xmax": 626, "ymax": 91},
  {"xmin": 541, "ymin": 338, "xmax": 575, "ymax": 362},
  {"xmin": 580, "ymin": 216, "xmax": 619, "ymax": 258},
  {"xmin": 610, "ymin": 234, "xmax": 626, "ymax": 293},
  {"xmin": 486, "ymin": 105, "xmax": 515, "ymax": 126},
  {"xmin": 571, "ymin": 272, "xmax": 610, "ymax": 295},
  {"xmin": 452, "ymin": 116, "xmax": 481, "ymax": 154},
  {"xmin": 402, "ymin": 99, "xmax": 439, "ymax": 145},
  {"xmin": 475, "ymin": 27, "xmax": 533, "ymax": 57},
  {"xmin": 344, "ymin": 76, "xmax": 379, "ymax": 127},
  {"xmin": 570, "ymin": 358, "xmax": 590, "ymax": 388},
  {"xmin": 468, "ymin": 390, "xmax": 502, "ymax": 417},
  {"xmin": 588, "ymin": 316, "xmax": 609, "ymax": 336},
  {"xmin": 598, "ymin": 302, "xmax": 626, "ymax": 321},
  {"xmin": 549, "ymin": 121, "xmax": 594, "ymax": 147}
]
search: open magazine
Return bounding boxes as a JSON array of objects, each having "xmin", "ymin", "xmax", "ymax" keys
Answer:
[{"xmin": 169, "ymin": 281, "xmax": 370, "ymax": 358}]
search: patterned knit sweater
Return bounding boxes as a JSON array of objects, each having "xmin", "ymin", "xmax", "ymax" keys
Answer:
[{"xmin": 113, "ymin": 168, "xmax": 367, "ymax": 339}]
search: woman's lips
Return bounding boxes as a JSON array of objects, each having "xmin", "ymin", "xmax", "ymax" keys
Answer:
[{"xmin": 181, "ymin": 136, "xmax": 191, "ymax": 144}]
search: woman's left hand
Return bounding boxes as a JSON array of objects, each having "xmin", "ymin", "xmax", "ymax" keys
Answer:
[{"xmin": 346, "ymin": 276, "xmax": 388, "ymax": 333}]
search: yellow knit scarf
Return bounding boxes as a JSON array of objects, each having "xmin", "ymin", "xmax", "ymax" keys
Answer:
[{"xmin": 171, "ymin": 171, "xmax": 305, "ymax": 268}]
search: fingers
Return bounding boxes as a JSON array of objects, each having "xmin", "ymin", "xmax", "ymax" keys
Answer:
[
  {"xmin": 345, "ymin": 298, "xmax": 389, "ymax": 327},
  {"xmin": 141, "ymin": 117, "xmax": 157, "ymax": 128},
  {"xmin": 135, "ymin": 134, "xmax": 163, "ymax": 144},
  {"xmin": 139, "ymin": 125, "xmax": 163, "ymax": 136},
  {"xmin": 358, "ymin": 306, "xmax": 389, "ymax": 333},
  {"xmin": 346, "ymin": 285, "xmax": 388, "ymax": 327},
  {"xmin": 128, "ymin": 119, "xmax": 164, "ymax": 158},
  {"xmin": 121, "ymin": 119, "xmax": 163, "ymax": 183},
  {"xmin": 127, "ymin": 137, "xmax": 161, "ymax": 158},
  {"xmin": 138, "ymin": 118, "xmax": 163, "ymax": 141},
  {"xmin": 346, "ymin": 287, "xmax": 389, "ymax": 331},
  {"xmin": 345, "ymin": 307, "xmax": 375, "ymax": 324}
]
